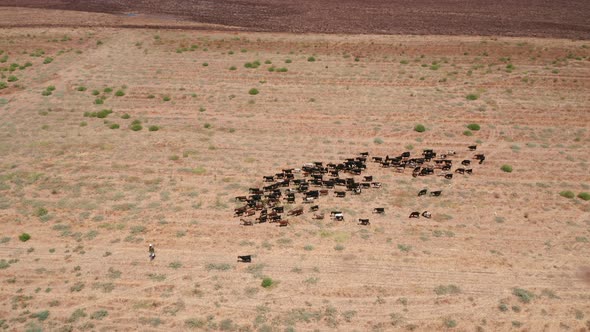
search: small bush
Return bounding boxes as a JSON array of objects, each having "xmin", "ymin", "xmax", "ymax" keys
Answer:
[
  {"xmin": 202, "ymin": 62, "xmax": 208, "ymax": 67},
  {"xmin": 7, "ymin": 75, "xmax": 18, "ymax": 82},
  {"xmin": 559, "ymin": 191, "xmax": 575, "ymax": 199},
  {"xmin": 501, "ymin": 165, "xmax": 513, "ymax": 173},
  {"xmin": 43, "ymin": 57, "xmax": 53, "ymax": 64},
  {"xmin": 434, "ymin": 284, "xmax": 461, "ymax": 295},
  {"xmin": 19, "ymin": 233, "xmax": 31, "ymax": 242},
  {"xmin": 229, "ymin": 66, "xmax": 236, "ymax": 71},
  {"xmin": 121, "ymin": 113, "xmax": 130, "ymax": 119},
  {"xmin": 90, "ymin": 310, "xmax": 108, "ymax": 320},
  {"xmin": 577, "ymin": 192, "xmax": 590, "ymax": 201},
  {"xmin": 104, "ymin": 87, "xmax": 113, "ymax": 93},
  {"xmin": 31, "ymin": 310, "xmax": 50, "ymax": 322},
  {"xmin": 109, "ymin": 124, "xmax": 119, "ymax": 129},
  {"xmin": 249, "ymin": 88, "xmax": 259, "ymax": 95},
  {"xmin": 130, "ymin": 124, "xmax": 142, "ymax": 131},
  {"xmin": 513, "ymin": 288, "xmax": 535, "ymax": 303},
  {"xmin": 41, "ymin": 90, "xmax": 52, "ymax": 96},
  {"xmin": 92, "ymin": 90, "xmax": 100, "ymax": 96},
  {"xmin": 77, "ymin": 86, "xmax": 86, "ymax": 91},
  {"xmin": 466, "ymin": 94, "xmax": 479, "ymax": 100},
  {"xmin": 414, "ymin": 124, "xmax": 426, "ymax": 132},
  {"xmin": 169, "ymin": 261, "xmax": 182, "ymax": 269},
  {"xmin": 148, "ymin": 125, "xmax": 160, "ymax": 132},
  {"xmin": 467, "ymin": 123, "xmax": 481, "ymax": 130},
  {"xmin": 0, "ymin": 81, "xmax": 7, "ymax": 89},
  {"xmin": 498, "ymin": 303, "xmax": 509, "ymax": 312},
  {"xmin": 373, "ymin": 137, "xmax": 384, "ymax": 144},
  {"xmin": 307, "ymin": 56, "xmax": 316, "ymax": 62},
  {"xmin": 277, "ymin": 67, "xmax": 288, "ymax": 72},
  {"xmin": 96, "ymin": 109, "xmax": 112, "ymax": 118},
  {"xmin": 261, "ymin": 277, "xmax": 274, "ymax": 288},
  {"xmin": 94, "ymin": 98, "xmax": 104, "ymax": 105},
  {"xmin": 463, "ymin": 130, "xmax": 473, "ymax": 136},
  {"xmin": 163, "ymin": 96, "xmax": 171, "ymax": 101},
  {"xmin": 115, "ymin": 90, "xmax": 125, "ymax": 97}
]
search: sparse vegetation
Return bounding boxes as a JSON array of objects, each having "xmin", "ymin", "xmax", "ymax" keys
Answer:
[
  {"xmin": 577, "ymin": 192, "xmax": 590, "ymax": 201},
  {"xmin": 501, "ymin": 164, "xmax": 513, "ymax": 173},
  {"xmin": 19, "ymin": 233, "xmax": 31, "ymax": 242},
  {"xmin": 466, "ymin": 93, "xmax": 479, "ymax": 100},
  {"xmin": 414, "ymin": 124, "xmax": 426, "ymax": 132},
  {"xmin": 513, "ymin": 288, "xmax": 535, "ymax": 303},
  {"xmin": 249, "ymin": 88, "xmax": 259, "ymax": 95},
  {"xmin": 559, "ymin": 191, "xmax": 575, "ymax": 199},
  {"xmin": 467, "ymin": 123, "xmax": 481, "ymax": 130},
  {"xmin": 261, "ymin": 277, "xmax": 274, "ymax": 288}
]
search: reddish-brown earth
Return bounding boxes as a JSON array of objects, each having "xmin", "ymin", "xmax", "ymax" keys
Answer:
[{"xmin": 2, "ymin": 0, "xmax": 590, "ymax": 39}]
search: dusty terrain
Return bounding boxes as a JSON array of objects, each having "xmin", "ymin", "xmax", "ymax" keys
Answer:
[
  {"xmin": 0, "ymin": 7, "xmax": 590, "ymax": 332},
  {"xmin": 2, "ymin": 0, "xmax": 590, "ymax": 39}
]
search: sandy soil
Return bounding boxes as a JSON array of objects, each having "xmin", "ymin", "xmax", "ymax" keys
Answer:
[
  {"xmin": 1, "ymin": 1, "xmax": 590, "ymax": 39},
  {"xmin": 0, "ymin": 8, "xmax": 589, "ymax": 332}
]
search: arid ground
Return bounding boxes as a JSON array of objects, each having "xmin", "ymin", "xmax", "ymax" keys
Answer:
[{"xmin": 0, "ymin": 6, "xmax": 589, "ymax": 332}]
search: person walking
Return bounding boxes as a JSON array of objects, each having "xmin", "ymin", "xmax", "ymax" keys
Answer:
[{"xmin": 148, "ymin": 244, "xmax": 156, "ymax": 261}]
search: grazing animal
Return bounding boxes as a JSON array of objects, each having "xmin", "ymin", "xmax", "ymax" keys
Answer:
[
  {"xmin": 372, "ymin": 156, "xmax": 383, "ymax": 162},
  {"xmin": 237, "ymin": 255, "xmax": 251, "ymax": 263},
  {"xmin": 334, "ymin": 191, "xmax": 346, "ymax": 198},
  {"xmin": 310, "ymin": 205, "xmax": 319, "ymax": 212},
  {"xmin": 455, "ymin": 168, "xmax": 465, "ymax": 174},
  {"xmin": 272, "ymin": 206, "xmax": 284, "ymax": 213},
  {"xmin": 313, "ymin": 213, "xmax": 325, "ymax": 220},
  {"xmin": 363, "ymin": 175, "xmax": 373, "ymax": 182},
  {"xmin": 371, "ymin": 182, "xmax": 382, "ymax": 188},
  {"xmin": 235, "ymin": 196, "xmax": 247, "ymax": 202},
  {"xmin": 288, "ymin": 208, "xmax": 304, "ymax": 216},
  {"xmin": 422, "ymin": 211, "xmax": 432, "ymax": 219},
  {"xmin": 447, "ymin": 150, "xmax": 456, "ymax": 155},
  {"xmin": 444, "ymin": 173, "xmax": 453, "ymax": 179},
  {"xmin": 373, "ymin": 207, "xmax": 385, "ymax": 214},
  {"xmin": 430, "ymin": 190, "xmax": 442, "ymax": 197},
  {"xmin": 409, "ymin": 211, "xmax": 420, "ymax": 218},
  {"xmin": 465, "ymin": 169, "xmax": 473, "ymax": 175},
  {"xmin": 278, "ymin": 220, "xmax": 290, "ymax": 227},
  {"xmin": 358, "ymin": 219, "xmax": 370, "ymax": 225},
  {"xmin": 263, "ymin": 176, "xmax": 274, "ymax": 182},
  {"xmin": 468, "ymin": 145, "xmax": 477, "ymax": 151},
  {"xmin": 461, "ymin": 160, "xmax": 471, "ymax": 166},
  {"xmin": 418, "ymin": 189, "xmax": 428, "ymax": 196}
]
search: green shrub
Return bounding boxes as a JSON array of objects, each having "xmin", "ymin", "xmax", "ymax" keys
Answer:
[
  {"xmin": 109, "ymin": 124, "xmax": 119, "ymax": 129},
  {"xmin": 19, "ymin": 233, "xmax": 31, "ymax": 242},
  {"xmin": 434, "ymin": 284, "xmax": 461, "ymax": 295},
  {"xmin": 244, "ymin": 60, "xmax": 261, "ymax": 69},
  {"xmin": 115, "ymin": 90, "xmax": 125, "ymax": 97},
  {"xmin": 513, "ymin": 288, "xmax": 534, "ymax": 303},
  {"xmin": 577, "ymin": 192, "xmax": 590, "ymax": 201},
  {"xmin": 121, "ymin": 113, "xmax": 130, "ymax": 119},
  {"xmin": 202, "ymin": 62, "xmax": 208, "ymax": 67},
  {"xmin": 77, "ymin": 86, "xmax": 86, "ymax": 91},
  {"xmin": 0, "ymin": 81, "xmax": 7, "ymax": 89},
  {"xmin": 261, "ymin": 277, "xmax": 274, "ymax": 288},
  {"xmin": 96, "ymin": 109, "xmax": 112, "ymax": 118},
  {"xmin": 104, "ymin": 87, "xmax": 113, "ymax": 93},
  {"xmin": 467, "ymin": 123, "xmax": 481, "ymax": 130},
  {"xmin": 264, "ymin": 60, "xmax": 272, "ymax": 64},
  {"xmin": 559, "ymin": 191, "xmax": 575, "ymax": 199},
  {"xmin": 92, "ymin": 90, "xmax": 100, "ymax": 96},
  {"xmin": 7, "ymin": 75, "xmax": 18, "ymax": 82},
  {"xmin": 466, "ymin": 94, "xmax": 479, "ymax": 100},
  {"xmin": 148, "ymin": 125, "xmax": 160, "ymax": 132},
  {"xmin": 147, "ymin": 94, "xmax": 155, "ymax": 99},
  {"xmin": 79, "ymin": 121, "xmax": 87, "ymax": 127},
  {"xmin": 130, "ymin": 124, "xmax": 142, "ymax": 131},
  {"xmin": 43, "ymin": 57, "xmax": 53, "ymax": 64},
  {"xmin": 285, "ymin": 59, "xmax": 292, "ymax": 63},
  {"xmin": 307, "ymin": 56, "xmax": 316, "ymax": 62},
  {"xmin": 94, "ymin": 98, "xmax": 104, "ymax": 105},
  {"xmin": 203, "ymin": 123, "xmax": 211, "ymax": 129},
  {"xmin": 249, "ymin": 88, "xmax": 259, "ymax": 95},
  {"xmin": 163, "ymin": 96, "xmax": 171, "ymax": 101},
  {"xmin": 500, "ymin": 165, "xmax": 513, "ymax": 173},
  {"xmin": 414, "ymin": 124, "xmax": 426, "ymax": 132},
  {"xmin": 31, "ymin": 310, "xmax": 50, "ymax": 322},
  {"xmin": 131, "ymin": 119, "xmax": 141, "ymax": 125},
  {"xmin": 41, "ymin": 90, "xmax": 52, "ymax": 96},
  {"xmin": 229, "ymin": 66, "xmax": 236, "ymax": 71},
  {"xmin": 35, "ymin": 207, "xmax": 48, "ymax": 217},
  {"xmin": 498, "ymin": 303, "xmax": 509, "ymax": 312},
  {"xmin": 277, "ymin": 67, "xmax": 288, "ymax": 72},
  {"xmin": 90, "ymin": 310, "xmax": 108, "ymax": 320},
  {"xmin": 373, "ymin": 137, "xmax": 384, "ymax": 144},
  {"xmin": 463, "ymin": 130, "xmax": 473, "ymax": 136}
]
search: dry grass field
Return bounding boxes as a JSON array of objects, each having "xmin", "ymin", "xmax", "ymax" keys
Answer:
[{"xmin": 0, "ymin": 8, "xmax": 590, "ymax": 332}]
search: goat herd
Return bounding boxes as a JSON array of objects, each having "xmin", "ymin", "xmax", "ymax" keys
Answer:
[{"xmin": 233, "ymin": 145, "xmax": 485, "ymax": 227}]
